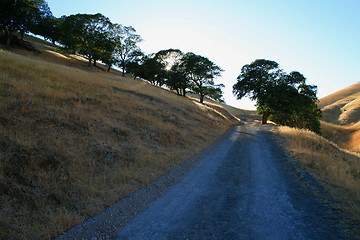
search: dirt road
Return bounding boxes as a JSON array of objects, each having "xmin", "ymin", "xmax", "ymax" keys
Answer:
[
  {"xmin": 113, "ymin": 123, "xmax": 349, "ymax": 240},
  {"xmin": 55, "ymin": 123, "xmax": 350, "ymax": 240}
]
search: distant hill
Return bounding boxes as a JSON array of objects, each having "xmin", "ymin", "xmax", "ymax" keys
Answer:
[
  {"xmin": 319, "ymin": 82, "xmax": 360, "ymax": 153},
  {"xmin": 319, "ymin": 82, "xmax": 360, "ymax": 125}
]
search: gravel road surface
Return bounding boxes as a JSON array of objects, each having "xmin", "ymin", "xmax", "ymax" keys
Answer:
[{"xmin": 56, "ymin": 123, "xmax": 350, "ymax": 240}]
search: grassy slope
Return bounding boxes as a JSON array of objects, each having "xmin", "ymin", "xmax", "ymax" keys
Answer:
[
  {"xmin": 317, "ymin": 82, "xmax": 360, "ymax": 153},
  {"xmin": 0, "ymin": 40, "xmax": 239, "ymax": 239},
  {"xmin": 321, "ymin": 121, "xmax": 360, "ymax": 153},
  {"xmin": 274, "ymin": 83, "xmax": 360, "ymax": 237},
  {"xmin": 276, "ymin": 126, "xmax": 360, "ymax": 237},
  {"xmin": 318, "ymin": 82, "xmax": 360, "ymax": 109},
  {"xmin": 319, "ymin": 82, "xmax": 360, "ymax": 125},
  {"xmin": 267, "ymin": 80, "xmax": 360, "ymax": 238},
  {"xmin": 187, "ymin": 93, "xmax": 258, "ymax": 120}
]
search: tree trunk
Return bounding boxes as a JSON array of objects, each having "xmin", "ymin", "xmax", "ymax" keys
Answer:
[
  {"xmin": 6, "ymin": 34, "xmax": 11, "ymax": 47},
  {"xmin": 182, "ymin": 88, "xmax": 187, "ymax": 96},
  {"xmin": 262, "ymin": 112, "xmax": 271, "ymax": 124},
  {"xmin": 93, "ymin": 59, "xmax": 97, "ymax": 67},
  {"xmin": 200, "ymin": 93, "xmax": 205, "ymax": 103},
  {"xmin": 88, "ymin": 58, "xmax": 92, "ymax": 66},
  {"xmin": 107, "ymin": 65, "xmax": 111, "ymax": 71},
  {"xmin": 5, "ymin": 28, "xmax": 12, "ymax": 47},
  {"xmin": 121, "ymin": 61, "xmax": 126, "ymax": 77}
]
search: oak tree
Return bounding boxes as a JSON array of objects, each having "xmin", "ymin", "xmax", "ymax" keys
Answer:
[
  {"xmin": 178, "ymin": 52, "xmax": 223, "ymax": 103},
  {"xmin": 0, "ymin": 0, "xmax": 52, "ymax": 46},
  {"xmin": 233, "ymin": 59, "xmax": 321, "ymax": 133},
  {"xmin": 58, "ymin": 13, "xmax": 113, "ymax": 66},
  {"xmin": 111, "ymin": 25, "xmax": 142, "ymax": 76}
]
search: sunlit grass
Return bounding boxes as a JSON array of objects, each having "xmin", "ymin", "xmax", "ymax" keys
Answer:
[
  {"xmin": 321, "ymin": 121, "xmax": 360, "ymax": 153},
  {"xmin": 275, "ymin": 126, "xmax": 360, "ymax": 237},
  {"xmin": 319, "ymin": 81, "xmax": 360, "ymax": 126}
]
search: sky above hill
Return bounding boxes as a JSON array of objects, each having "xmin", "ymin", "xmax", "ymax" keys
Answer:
[{"xmin": 46, "ymin": 0, "xmax": 360, "ymax": 110}]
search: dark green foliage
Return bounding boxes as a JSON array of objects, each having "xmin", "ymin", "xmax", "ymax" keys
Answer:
[
  {"xmin": 26, "ymin": 0, "xmax": 53, "ymax": 37},
  {"xmin": 58, "ymin": 13, "xmax": 114, "ymax": 66},
  {"xmin": 0, "ymin": 2, "xmax": 143, "ymax": 72},
  {"xmin": 135, "ymin": 49, "xmax": 185, "ymax": 88},
  {"xmin": 57, "ymin": 17, "xmax": 142, "ymax": 72},
  {"xmin": 30, "ymin": 15, "xmax": 61, "ymax": 44},
  {"xmin": 206, "ymin": 84, "xmax": 225, "ymax": 103},
  {"xmin": 233, "ymin": 59, "xmax": 322, "ymax": 133},
  {"xmin": 125, "ymin": 50, "xmax": 144, "ymax": 77},
  {"xmin": 154, "ymin": 49, "xmax": 183, "ymax": 70},
  {"xmin": 133, "ymin": 49, "xmax": 224, "ymax": 102},
  {"xmin": 176, "ymin": 52, "xmax": 223, "ymax": 103},
  {"xmin": 136, "ymin": 56, "xmax": 166, "ymax": 86},
  {"xmin": 154, "ymin": 49, "xmax": 188, "ymax": 95},
  {"xmin": 111, "ymin": 24, "xmax": 142, "ymax": 76},
  {"xmin": 167, "ymin": 65, "xmax": 189, "ymax": 96},
  {"xmin": 0, "ymin": 0, "xmax": 51, "ymax": 46},
  {"xmin": 268, "ymin": 92, "xmax": 322, "ymax": 134}
]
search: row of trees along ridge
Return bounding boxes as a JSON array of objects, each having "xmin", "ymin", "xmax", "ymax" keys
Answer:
[
  {"xmin": 0, "ymin": 0, "xmax": 225, "ymax": 103},
  {"xmin": 128, "ymin": 49, "xmax": 224, "ymax": 103},
  {"xmin": 1, "ymin": 1, "xmax": 322, "ymax": 130}
]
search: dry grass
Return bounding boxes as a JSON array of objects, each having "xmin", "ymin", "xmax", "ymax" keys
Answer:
[
  {"xmin": 4, "ymin": 34, "xmax": 107, "ymax": 72},
  {"xmin": 275, "ymin": 126, "xmax": 360, "ymax": 237},
  {"xmin": 321, "ymin": 121, "xmax": 360, "ymax": 153},
  {"xmin": 188, "ymin": 93, "xmax": 259, "ymax": 121},
  {"xmin": 318, "ymin": 81, "xmax": 360, "ymax": 154},
  {"xmin": 318, "ymin": 81, "xmax": 360, "ymax": 109},
  {"xmin": 0, "ymin": 48, "xmax": 237, "ymax": 239},
  {"xmin": 319, "ymin": 81, "xmax": 360, "ymax": 125}
]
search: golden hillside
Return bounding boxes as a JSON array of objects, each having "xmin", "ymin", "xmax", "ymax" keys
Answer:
[
  {"xmin": 0, "ymin": 37, "xmax": 239, "ymax": 239},
  {"xmin": 321, "ymin": 121, "xmax": 360, "ymax": 153},
  {"xmin": 319, "ymin": 82, "xmax": 360, "ymax": 125},
  {"xmin": 276, "ymin": 126, "xmax": 360, "ymax": 237},
  {"xmin": 318, "ymin": 82, "xmax": 360, "ymax": 153}
]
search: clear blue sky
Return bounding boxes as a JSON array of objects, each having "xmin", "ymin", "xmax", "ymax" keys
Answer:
[{"xmin": 46, "ymin": 0, "xmax": 360, "ymax": 110}]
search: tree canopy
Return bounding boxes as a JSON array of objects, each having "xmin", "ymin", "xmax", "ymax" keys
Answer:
[
  {"xmin": 233, "ymin": 59, "xmax": 321, "ymax": 133},
  {"xmin": 111, "ymin": 25, "xmax": 142, "ymax": 76},
  {"xmin": 176, "ymin": 52, "xmax": 223, "ymax": 103},
  {"xmin": 0, "ymin": 2, "xmax": 143, "ymax": 73},
  {"xmin": 128, "ymin": 49, "xmax": 224, "ymax": 103},
  {"xmin": 0, "ymin": 0, "xmax": 52, "ymax": 46},
  {"xmin": 136, "ymin": 55, "xmax": 166, "ymax": 86},
  {"xmin": 58, "ymin": 13, "xmax": 114, "ymax": 66}
]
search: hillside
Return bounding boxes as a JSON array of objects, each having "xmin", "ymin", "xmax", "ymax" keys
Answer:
[
  {"xmin": 0, "ymin": 38, "xmax": 240, "ymax": 239},
  {"xmin": 318, "ymin": 82, "xmax": 360, "ymax": 153},
  {"xmin": 275, "ymin": 82, "xmax": 360, "ymax": 237},
  {"xmin": 276, "ymin": 126, "xmax": 360, "ymax": 237},
  {"xmin": 319, "ymin": 82, "xmax": 360, "ymax": 125},
  {"xmin": 318, "ymin": 82, "xmax": 360, "ymax": 108}
]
